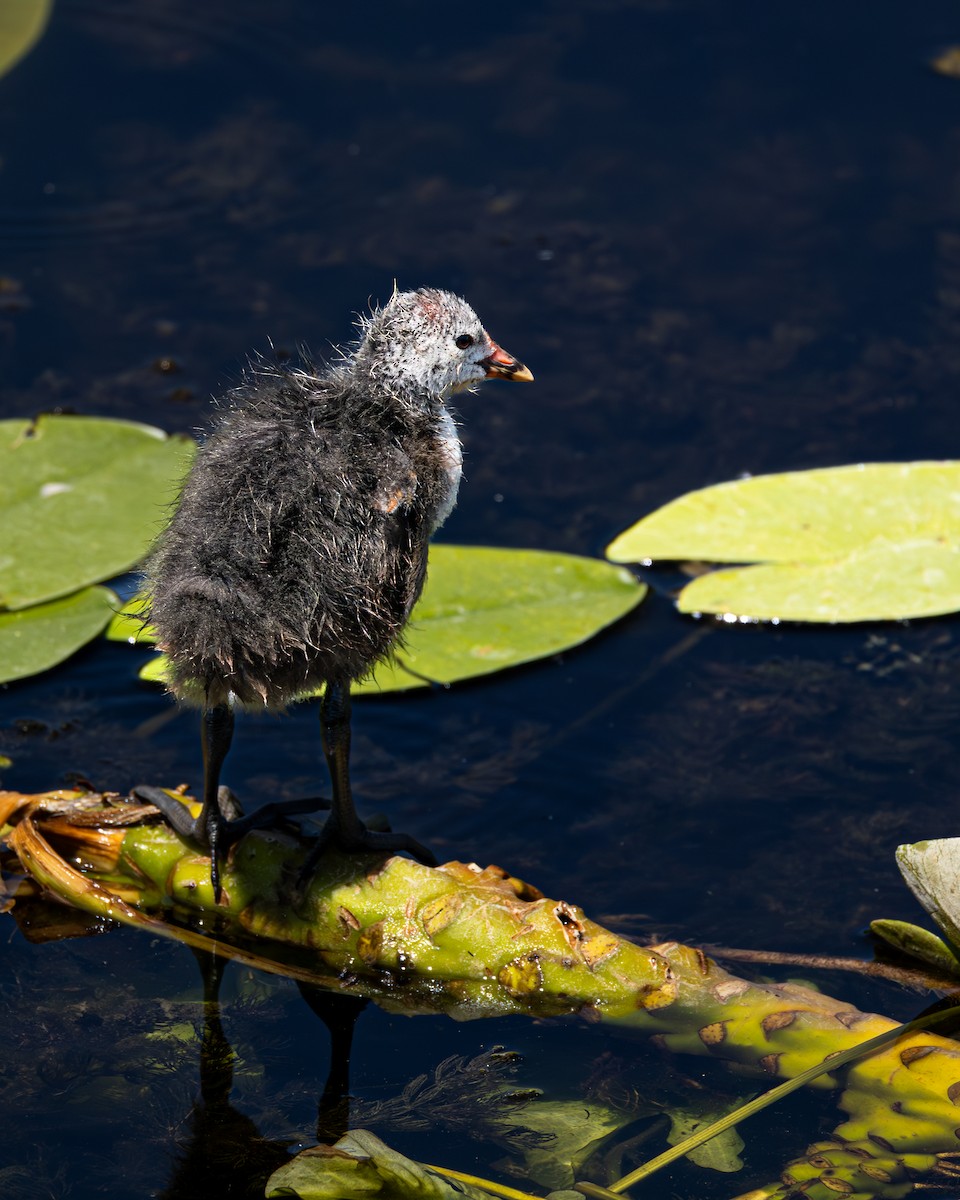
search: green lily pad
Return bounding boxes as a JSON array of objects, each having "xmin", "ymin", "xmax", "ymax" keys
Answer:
[
  {"xmin": 0, "ymin": 586, "xmax": 117, "ymax": 684},
  {"xmin": 358, "ymin": 546, "xmax": 644, "ymax": 693},
  {"xmin": 129, "ymin": 546, "xmax": 645, "ymax": 695},
  {"xmin": 0, "ymin": 415, "xmax": 195, "ymax": 610},
  {"xmin": 0, "ymin": 0, "xmax": 52, "ymax": 80},
  {"xmin": 606, "ymin": 462, "xmax": 960, "ymax": 622}
]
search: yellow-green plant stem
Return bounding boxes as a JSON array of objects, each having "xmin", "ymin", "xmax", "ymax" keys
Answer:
[{"xmin": 422, "ymin": 1163, "xmax": 544, "ymax": 1200}]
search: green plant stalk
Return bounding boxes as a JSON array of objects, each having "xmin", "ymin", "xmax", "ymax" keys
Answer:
[
  {"xmin": 7, "ymin": 791, "xmax": 960, "ymax": 1199},
  {"xmin": 422, "ymin": 1163, "xmax": 544, "ymax": 1200}
]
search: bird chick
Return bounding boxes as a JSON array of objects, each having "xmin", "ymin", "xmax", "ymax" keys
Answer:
[{"xmin": 138, "ymin": 287, "xmax": 533, "ymax": 898}]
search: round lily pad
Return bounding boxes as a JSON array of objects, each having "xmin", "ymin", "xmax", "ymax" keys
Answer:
[
  {"xmin": 0, "ymin": 415, "xmax": 195, "ymax": 611},
  {"xmin": 0, "ymin": 586, "xmax": 118, "ymax": 684},
  {"xmin": 355, "ymin": 545, "xmax": 645, "ymax": 693},
  {"xmin": 606, "ymin": 462, "xmax": 960, "ymax": 622}
]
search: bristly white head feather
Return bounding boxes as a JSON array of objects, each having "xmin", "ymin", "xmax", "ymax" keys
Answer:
[{"xmin": 348, "ymin": 287, "xmax": 532, "ymax": 407}]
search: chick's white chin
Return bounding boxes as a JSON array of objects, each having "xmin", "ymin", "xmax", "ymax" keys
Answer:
[
  {"xmin": 448, "ymin": 376, "xmax": 483, "ymax": 396},
  {"xmin": 432, "ymin": 404, "xmax": 463, "ymax": 531}
]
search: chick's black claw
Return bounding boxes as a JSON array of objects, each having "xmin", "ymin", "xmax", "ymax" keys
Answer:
[
  {"xmin": 296, "ymin": 819, "xmax": 437, "ymax": 894},
  {"xmin": 132, "ymin": 784, "xmax": 203, "ymax": 839},
  {"xmin": 134, "ymin": 782, "xmax": 333, "ymax": 901}
]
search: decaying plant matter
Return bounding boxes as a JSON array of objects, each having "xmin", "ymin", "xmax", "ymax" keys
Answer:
[{"xmin": 4, "ymin": 787, "xmax": 960, "ymax": 1200}]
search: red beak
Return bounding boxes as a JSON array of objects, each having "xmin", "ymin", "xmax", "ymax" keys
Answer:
[{"xmin": 481, "ymin": 342, "xmax": 534, "ymax": 382}]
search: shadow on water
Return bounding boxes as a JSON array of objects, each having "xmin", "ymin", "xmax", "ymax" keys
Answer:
[
  {"xmin": 5, "ymin": 0, "xmax": 960, "ymax": 1195},
  {"xmin": 149, "ymin": 947, "xmax": 367, "ymax": 1200}
]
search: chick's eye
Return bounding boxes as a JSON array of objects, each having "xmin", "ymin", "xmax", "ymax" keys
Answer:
[{"xmin": 455, "ymin": 334, "xmax": 475, "ymax": 350}]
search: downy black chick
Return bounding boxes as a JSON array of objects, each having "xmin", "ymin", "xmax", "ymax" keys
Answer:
[{"xmin": 139, "ymin": 287, "xmax": 533, "ymax": 898}]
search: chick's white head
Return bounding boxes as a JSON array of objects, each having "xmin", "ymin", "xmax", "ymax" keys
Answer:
[{"xmin": 354, "ymin": 287, "xmax": 532, "ymax": 404}]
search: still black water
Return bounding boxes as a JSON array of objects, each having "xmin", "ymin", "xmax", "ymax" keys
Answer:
[{"xmin": 4, "ymin": 1, "xmax": 960, "ymax": 1196}]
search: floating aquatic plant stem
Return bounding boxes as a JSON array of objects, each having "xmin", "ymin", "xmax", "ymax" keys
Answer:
[
  {"xmin": 9, "ymin": 790, "xmax": 960, "ymax": 1200},
  {"xmin": 421, "ymin": 1163, "xmax": 544, "ymax": 1200}
]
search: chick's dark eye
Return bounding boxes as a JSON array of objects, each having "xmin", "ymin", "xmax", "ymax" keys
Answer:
[{"xmin": 455, "ymin": 334, "xmax": 475, "ymax": 350}]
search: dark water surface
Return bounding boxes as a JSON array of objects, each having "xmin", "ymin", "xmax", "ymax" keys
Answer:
[{"xmin": 4, "ymin": 1, "xmax": 960, "ymax": 1196}]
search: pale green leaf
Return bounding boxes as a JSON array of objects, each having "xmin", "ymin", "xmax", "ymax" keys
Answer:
[
  {"xmin": 896, "ymin": 839, "xmax": 960, "ymax": 960},
  {"xmin": 138, "ymin": 654, "xmax": 169, "ymax": 686},
  {"xmin": 0, "ymin": 415, "xmax": 195, "ymax": 610},
  {"xmin": 266, "ymin": 1129, "xmax": 495, "ymax": 1200},
  {"xmin": 605, "ymin": 462, "xmax": 960, "ymax": 622},
  {"xmin": 131, "ymin": 546, "xmax": 646, "ymax": 695},
  {"xmin": 869, "ymin": 919, "xmax": 960, "ymax": 976},
  {"xmin": 0, "ymin": 586, "xmax": 117, "ymax": 684},
  {"xmin": 0, "ymin": 0, "xmax": 52, "ymax": 80},
  {"xmin": 678, "ymin": 540, "xmax": 960, "ymax": 622},
  {"xmin": 104, "ymin": 594, "xmax": 153, "ymax": 643}
]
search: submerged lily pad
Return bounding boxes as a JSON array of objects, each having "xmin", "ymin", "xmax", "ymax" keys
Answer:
[
  {"xmin": 0, "ymin": 415, "xmax": 195, "ymax": 610},
  {"xmin": 0, "ymin": 586, "xmax": 117, "ymax": 684},
  {"xmin": 129, "ymin": 545, "xmax": 645, "ymax": 695},
  {"xmin": 497, "ymin": 1098, "xmax": 631, "ymax": 1191},
  {"xmin": 606, "ymin": 462, "xmax": 960, "ymax": 622},
  {"xmin": 667, "ymin": 1103, "xmax": 745, "ymax": 1173}
]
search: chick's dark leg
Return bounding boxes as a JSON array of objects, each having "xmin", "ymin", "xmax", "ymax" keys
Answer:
[
  {"xmin": 134, "ymin": 704, "xmax": 236, "ymax": 898},
  {"xmin": 321, "ymin": 679, "xmax": 362, "ymax": 843},
  {"xmin": 135, "ymin": 699, "xmax": 326, "ymax": 900},
  {"xmin": 300, "ymin": 678, "xmax": 436, "ymax": 879},
  {"xmin": 200, "ymin": 702, "xmax": 235, "ymax": 898}
]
